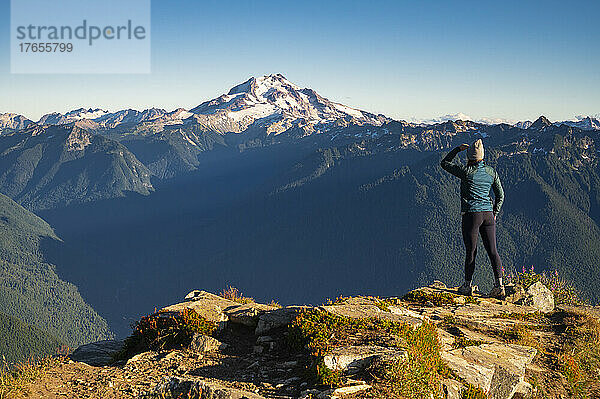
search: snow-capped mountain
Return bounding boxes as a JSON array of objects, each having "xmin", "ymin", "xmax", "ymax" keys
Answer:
[
  {"xmin": 30, "ymin": 74, "xmax": 387, "ymax": 134},
  {"xmin": 93, "ymin": 108, "xmax": 169, "ymax": 128},
  {"xmin": 514, "ymin": 116, "xmax": 600, "ymax": 131},
  {"xmin": 515, "ymin": 121, "xmax": 533, "ymax": 129},
  {"xmin": 189, "ymin": 74, "xmax": 387, "ymax": 132},
  {"xmin": 0, "ymin": 113, "xmax": 33, "ymax": 130},
  {"xmin": 38, "ymin": 108, "xmax": 110, "ymax": 125},
  {"xmin": 35, "ymin": 107, "xmax": 195, "ymax": 129},
  {"xmin": 561, "ymin": 116, "xmax": 600, "ymax": 131}
]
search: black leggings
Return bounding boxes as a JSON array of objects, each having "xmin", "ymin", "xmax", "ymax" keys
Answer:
[{"xmin": 461, "ymin": 211, "xmax": 503, "ymax": 282}]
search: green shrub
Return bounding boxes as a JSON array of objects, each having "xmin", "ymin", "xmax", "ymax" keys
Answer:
[
  {"xmin": 289, "ymin": 308, "xmax": 450, "ymax": 396},
  {"xmin": 461, "ymin": 384, "xmax": 487, "ymax": 398},
  {"xmin": 402, "ymin": 289, "xmax": 457, "ymax": 306},
  {"xmin": 116, "ymin": 308, "xmax": 216, "ymax": 361}
]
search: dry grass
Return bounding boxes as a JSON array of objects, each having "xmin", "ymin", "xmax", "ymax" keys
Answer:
[
  {"xmin": 556, "ymin": 310, "xmax": 600, "ymax": 397},
  {"xmin": 402, "ymin": 289, "xmax": 457, "ymax": 307},
  {"xmin": 498, "ymin": 324, "xmax": 539, "ymax": 349},
  {"xmin": 0, "ymin": 356, "xmax": 62, "ymax": 399},
  {"xmin": 219, "ymin": 286, "xmax": 255, "ymax": 304}
]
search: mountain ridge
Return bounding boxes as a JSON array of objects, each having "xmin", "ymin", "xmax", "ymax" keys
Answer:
[{"xmin": 3, "ymin": 74, "xmax": 598, "ymax": 132}]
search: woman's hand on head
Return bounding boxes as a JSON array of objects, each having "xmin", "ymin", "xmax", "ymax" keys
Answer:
[{"xmin": 457, "ymin": 144, "xmax": 469, "ymax": 151}]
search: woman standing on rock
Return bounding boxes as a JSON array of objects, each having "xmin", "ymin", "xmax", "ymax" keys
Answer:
[{"xmin": 440, "ymin": 139, "xmax": 505, "ymax": 299}]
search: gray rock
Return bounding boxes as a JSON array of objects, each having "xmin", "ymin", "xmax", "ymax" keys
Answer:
[
  {"xmin": 224, "ymin": 302, "xmax": 278, "ymax": 327},
  {"xmin": 505, "ymin": 282, "xmax": 555, "ymax": 313},
  {"xmin": 431, "ymin": 280, "xmax": 448, "ymax": 289},
  {"xmin": 161, "ymin": 290, "xmax": 239, "ymax": 330},
  {"xmin": 323, "ymin": 345, "xmax": 407, "ymax": 374},
  {"xmin": 512, "ymin": 381, "xmax": 533, "ymax": 397},
  {"xmin": 441, "ymin": 343, "xmax": 536, "ymax": 399},
  {"xmin": 523, "ymin": 282, "xmax": 555, "ymax": 313},
  {"xmin": 255, "ymin": 306, "xmax": 307, "ymax": 335},
  {"xmin": 189, "ymin": 333, "xmax": 228, "ymax": 353},
  {"xmin": 69, "ymin": 339, "xmax": 124, "ymax": 367}
]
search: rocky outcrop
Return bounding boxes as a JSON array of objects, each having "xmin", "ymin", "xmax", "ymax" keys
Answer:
[
  {"xmin": 69, "ymin": 339, "xmax": 124, "ymax": 366},
  {"xmin": 441, "ymin": 344, "xmax": 536, "ymax": 399},
  {"xmin": 163, "ymin": 290, "xmax": 278, "ymax": 331},
  {"xmin": 321, "ymin": 296, "xmax": 422, "ymax": 327},
  {"xmin": 51, "ymin": 282, "xmax": 578, "ymax": 399}
]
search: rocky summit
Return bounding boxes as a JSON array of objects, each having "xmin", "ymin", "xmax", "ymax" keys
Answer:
[{"xmin": 15, "ymin": 282, "xmax": 600, "ymax": 398}]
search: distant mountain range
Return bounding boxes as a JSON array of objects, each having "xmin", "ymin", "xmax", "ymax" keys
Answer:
[
  {"xmin": 1, "ymin": 74, "xmax": 597, "ymax": 133},
  {"xmin": 0, "ymin": 74, "xmax": 598, "ymax": 210},
  {"xmin": 0, "ymin": 74, "xmax": 600, "ymax": 353}
]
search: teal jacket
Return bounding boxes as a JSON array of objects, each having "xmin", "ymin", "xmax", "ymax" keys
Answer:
[{"xmin": 440, "ymin": 147, "xmax": 504, "ymax": 215}]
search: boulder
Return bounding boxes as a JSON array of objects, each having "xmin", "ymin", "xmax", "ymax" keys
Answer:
[
  {"xmin": 255, "ymin": 306, "xmax": 307, "ymax": 335},
  {"xmin": 223, "ymin": 302, "xmax": 278, "ymax": 327},
  {"xmin": 168, "ymin": 290, "xmax": 282, "ymax": 330},
  {"xmin": 441, "ymin": 343, "xmax": 536, "ymax": 399},
  {"xmin": 189, "ymin": 333, "xmax": 228, "ymax": 353},
  {"xmin": 323, "ymin": 345, "xmax": 407, "ymax": 374},
  {"xmin": 512, "ymin": 381, "xmax": 533, "ymax": 398},
  {"xmin": 69, "ymin": 339, "xmax": 124, "ymax": 367},
  {"xmin": 505, "ymin": 282, "xmax": 555, "ymax": 313},
  {"xmin": 161, "ymin": 290, "xmax": 239, "ymax": 330},
  {"xmin": 523, "ymin": 282, "xmax": 555, "ymax": 313}
]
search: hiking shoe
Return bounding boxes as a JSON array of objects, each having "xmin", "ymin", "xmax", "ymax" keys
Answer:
[
  {"xmin": 457, "ymin": 283, "xmax": 473, "ymax": 296},
  {"xmin": 489, "ymin": 285, "xmax": 506, "ymax": 300}
]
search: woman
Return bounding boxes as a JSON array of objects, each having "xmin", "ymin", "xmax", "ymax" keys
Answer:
[{"xmin": 440, "ymin": 139, "xmax": 505, "ymax": 299}]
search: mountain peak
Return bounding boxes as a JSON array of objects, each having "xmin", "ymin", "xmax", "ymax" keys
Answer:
[
  {"xmin": 529, "ymin": 115, "xmax": 553, "ymax": 130},
  {"xmin": 191, "ymin": 74, "xmax": 384, "ymax": 129},
  {"xmin": 0, "ymin": 112, "xmax": 33, "ymax": 130},
  {"xmin": 227, "ymin": 74, "xmax": 300, "ymax": 97}
]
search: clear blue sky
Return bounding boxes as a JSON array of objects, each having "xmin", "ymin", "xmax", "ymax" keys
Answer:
[{"xmin": 0, "ymin": 0, "xmax": 598, "ymax": 122}]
